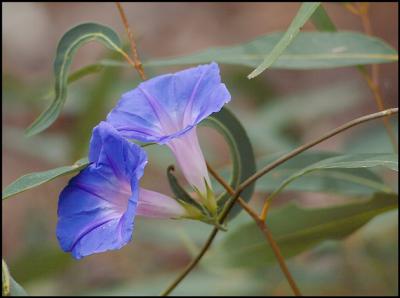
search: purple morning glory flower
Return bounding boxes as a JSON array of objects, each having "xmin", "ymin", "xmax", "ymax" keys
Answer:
[
  {"xmin": 57, "ymin": 122, "xmax": 188, "ymax": 259},
  {"xmin": 106, "ymin": 62, "xmax": 231, "ymax": 198}
]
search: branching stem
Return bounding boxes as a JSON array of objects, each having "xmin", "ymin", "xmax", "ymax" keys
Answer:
[
  {"xmin": 161, "ymin": 107, "xmax": 398, "ymax": 296},
  {"xmin": 206, "ymin": 163, "xmax": 302, "ymax": 296}
]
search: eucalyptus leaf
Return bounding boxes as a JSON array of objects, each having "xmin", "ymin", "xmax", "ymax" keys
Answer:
[
  {"xmin": 256, "ymin": 151, "xmax": 394, "ymax": 195},
  {"xmin": 266, "ymin": 153, "xmax": 398, "ymax": 203},
  {"xmin": 309, "ymin": 3, "xmax": 367, "ymax": 75},
  {"xmin": 25, "ymin": 23, "xmax": 125, "ymax": 136},
  {"xmin": 67, "ymin": 59, "xmax": 130, "ymax": 84},
  {"xmin": 201, "ymin": 107, "xmax": 256, "ymax": 220},
  {"xmin": 248, "ymin": 2, "xmax": 321, "ymax": 78},
  {"xmin": 210, "ymin": 192, "xmax": 398, "ymax": 268},
  {"xmin": 143, "ymin": 31, "xmax": 397, "ymax": 70},
  {"xmin": 2, "ymin": 158, "xmax": 89, "ymax": 200},
  {"xmin": 213, "ymin": 151, "xmax": 393, "ymax": 196}
]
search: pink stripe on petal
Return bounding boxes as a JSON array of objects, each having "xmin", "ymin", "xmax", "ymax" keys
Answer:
[{"xmin": 137, "ymin": 188, "xmax": 187, "ymax": 219}]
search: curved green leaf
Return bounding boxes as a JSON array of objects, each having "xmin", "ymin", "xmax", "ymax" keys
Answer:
[
  {"xmin": 210, "ymin": 192, "xmax": 398, "ymax": 268},
  {"xmin": 2, "ymin": 158, "xmax": 89, "ymax": 200},
  {"xmin": 201, "ymin": 107, "xmax": 256, "ymax": 219},
  {"xmin": 143, "ymin": 31, "xmax": 397, "ymax": 70},
  {"xmin": 2, "ymin": 259, "xmax": 28, "ymax": 296},
  {"xmin": 248, "ymin": 2, "xmax": 321, "ymax": 78},
  {"xmin": 265, "ymin": 153, "xmax": 398, "ymax": 203},
  {"xmin": 25, "ymin": 23, "xmax": 125, "ymax": 136}
]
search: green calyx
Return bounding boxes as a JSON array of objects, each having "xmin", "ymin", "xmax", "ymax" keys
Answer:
[{"xmin": 166, "ymin": 166, "xmax": 223, "ymax": 229}]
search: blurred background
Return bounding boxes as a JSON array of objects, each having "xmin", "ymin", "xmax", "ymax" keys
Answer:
[{"xmin": 2, "ymin": 2, "xmax": 398, "ymax": 295}]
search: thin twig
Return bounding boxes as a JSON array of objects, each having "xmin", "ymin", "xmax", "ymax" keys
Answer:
[
  {"xmin": 160, "ymin": 107, "xmax": 398, "ymax": 296},
  {"xmin": 160, "ymin": 227, "xmax": 219, "ymax": 296},
  {"xmin": 207, "ymin": 162, "xmax": 302, "ymax": 296},
  {"xmin": 354, "ymin": 2, "xmax": 398, "ymax": 152},
  {"xmin": 115, "ymin": 2, "xmax": 147, "ymax": 80},
  {"xmin": 115, "ymin": 46, "xmax": 141, "ymax": 71},
  {"xmin": 357, "ymin": 3, "xmax": 372, "ymax": 34},
  {"xmin": 206, "ymin": 163, "xmax": 259, "ymax": 220},
  {"xmin": 360, "ymin": 71, "xmax": 398, "ymax": 150},
  {"xmin": 256, "ymin": 221, "xmax": 302, "ymax": 296},
  {"xmin": 343, "ymin": 3, "xmax": 361, "ymax": 16},
  {"xmin": 260, "ymin": 200, "xmax": 270, "ymax": 221}
]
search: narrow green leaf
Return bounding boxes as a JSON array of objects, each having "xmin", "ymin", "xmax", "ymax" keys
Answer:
[
  {"xmin": 2, "ymin": 259, "xmax": 28, "ymax": 296},
  {"xmin": 213, "ymin": 152, "xmax": 393, "ymax": 196},
  {"xmin": 266, "ymin": 153, "xmax": 398, "ymax": 203},
  {"xmin": 25, "ymin": 23, "xmax": 125, "ymax": 136},
  {"xmin": 309, "ymin": 5, "xmax": 370, "ymax": 75},
  {"xmin": 211, "ymin": 192, "xmax": 398, "ymax": 268},
  {"xmin": 67, "ymin": 64, "xmax": 105, "ymax": 84},
  {"xmin": 143, "ymin": 31, "xmax": 397, "ymax": 70},
  {"xmin": 201, "ymin": 107, "xmax": 256, "ymax": 219},
  {"xmin": 248, "ymin": 151, "xmax": 391, "ymax": 196},
  {"xmin": 2, "ymin": 158, "xmax": 89, "ymax": 200},
  {"xmin": 310, "ymin": 5, "xmax": 337, "ymax": 32},
  {"xmin": 248, "ymin": 2, "xmax": 321, "ymax": 78},
  {"xmin": 67, "ymin": 59, "xmax": 130, "ymax": 84}
]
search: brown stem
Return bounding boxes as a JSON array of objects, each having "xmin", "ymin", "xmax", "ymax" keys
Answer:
[
  {"xmin": 206, "ymin": 162, "xmax": 259, "ymax": 220},
  {"xmin": 207, "ymin": 162, "xmax": 302, "ymax": 296},
  {"xmin": 160, "ymin": 107, "xmax": 398, "ymax": 296},
  {"xmin": 360, "ymin": 71, "xmax": 398, "ymax": 151},
  {"xmin": 356, "ymin": 2, "xmax": 398, "ymax": 152},
  {"xmin": 160, "ymin": 227, "xmax": 219, "ymax": 296},
  {"xmin": 256, "ymin": 221, "xmax": 302, "ymax": 296},
  {"xmin": 115, "ymin": 2, "xmax": 147, "ymax": 80},
  {"xmin": 260, "ymin": 200, "xmax": 271, "ymax": 221},
  {"xmin": 343, "ymin": 3, "xmax": 361, "ymax": 16}
]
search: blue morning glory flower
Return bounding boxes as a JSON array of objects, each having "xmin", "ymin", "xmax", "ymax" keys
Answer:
[
  {"xmin": 106, "ymin": 62, "xmax": 231, "ymax": 199},
  {"xmin": 57, "ymin": 122, "xmax": 188, "ymax": 259}
]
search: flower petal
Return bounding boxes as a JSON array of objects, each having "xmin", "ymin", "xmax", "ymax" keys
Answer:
[
  {"xmin": 166, "ymin": 127, "xmax": 210, "ymax": 194},
  {"xmin": 106, "ymin": 62, "xmax": 231, "ymax": 144},
  {"xmin": 137, "ymin": 188, "xmax": 187, "ymax": 219},
  {"xmin": 57, "ymin": 122, "xmax": 147, "ymax": 259},
  {"xmin": 89, "ymin": 121, "xmax": 148, "ymax": 180}
]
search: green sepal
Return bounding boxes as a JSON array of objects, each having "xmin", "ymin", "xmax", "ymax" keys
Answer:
[
  {"xmin": 192, "ymin": 179, "xmax": 218, "ymax": 217},
  {"xmin": 166, "ymin": 165, "xmax": 209, "ymax": 217}
]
